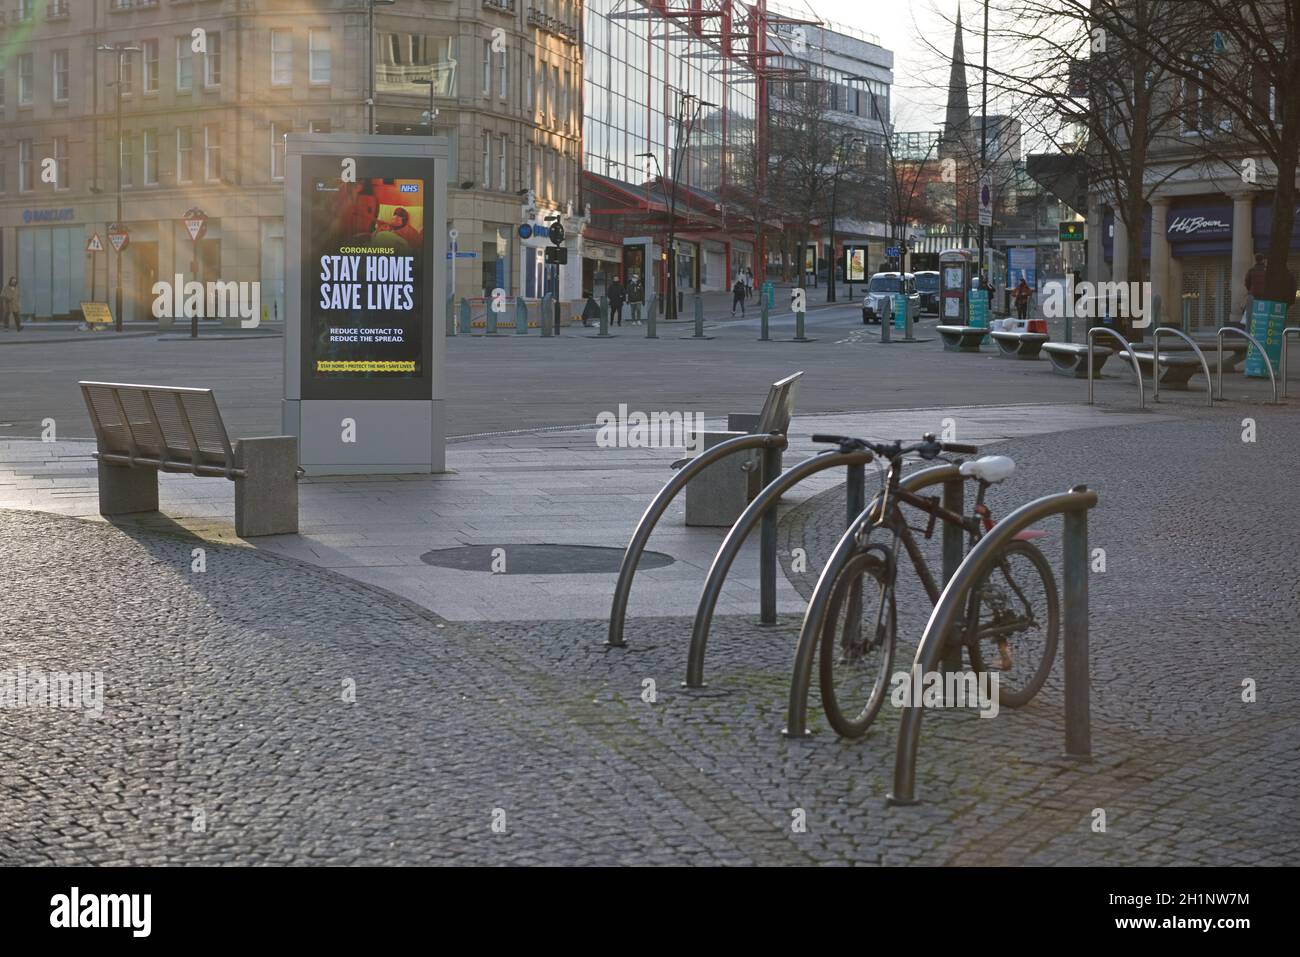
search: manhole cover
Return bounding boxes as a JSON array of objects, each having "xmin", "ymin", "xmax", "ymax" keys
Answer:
[{"xmin": 419, "ymin": 544, "xmax": 674, "ymax": 575}]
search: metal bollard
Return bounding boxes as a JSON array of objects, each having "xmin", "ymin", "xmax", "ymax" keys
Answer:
[
  {"xmin": 759, "ymin": 298, "xmax": 770, "ymax": 341},
  {"xmin": 880, "ymin": 299, "xmax": 892, "ymax": 343},
  {"xmin": 794, "ymin": 308, "xmax": 808, "ymax": 341},
  {"xmin": 598, "ymin": 295, "xmax": 611, "ymax": 337},
  {"xmin": 540, "ymin": 295, "xmax": 553, "ymax": 337},
  {"xmin": 554, "ymin": 295, "xmax": 562, "ymax": 335},
  {"xmin": 645, "ymin": 294, "xmax": 658, "ymax": 339},
  {"xmin": 458, "ymin": 298, "xmax": 472, "ymax": 335},
  {"xmin": 515, "ymin": 296, "xmax": 528, "ymax": 335},
  {"xmin": 758, "ymin": 445, "xmax": 782, "ymax": 624},
  {"xmin": 446, "ymin": 295, "xmax": 456, "ymax": 336},
  {"xmin": 486, "ymin": 300, "xmax": 499, "ymax": 336},
  {"xmin": 692, "ymin": 293, "xmax": 705, "ymax": 338},
  {"xmin": 1065, "ymin": 314, "xmax": 1073, "ymax": 344}
]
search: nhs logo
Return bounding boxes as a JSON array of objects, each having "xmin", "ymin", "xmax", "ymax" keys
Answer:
[{"xmin": 399, "ymin": 184, "xmax": 419, "ymax": 193}]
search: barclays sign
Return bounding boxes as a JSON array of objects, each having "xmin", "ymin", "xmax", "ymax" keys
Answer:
[{"xmin": 22, "ymin": 208, "xmax": 75, "ymax": 224}]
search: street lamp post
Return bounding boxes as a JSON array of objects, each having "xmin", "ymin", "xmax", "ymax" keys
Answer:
[
  {"xmin": 826, "ymin": 134, "xmax": 863, "ymax": 304},
  {"xmin": 97, "ymin": 42, "xmax": 140, "ymax": 333}
]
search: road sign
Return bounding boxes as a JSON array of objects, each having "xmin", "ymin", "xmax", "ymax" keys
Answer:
[
  {"xmin": 86, "ymin": 232, "xmax": 104, "ymax": 253},
  {"xmin": 1059, "ymin": 221, "xmax": 1085, "ymax": 242},
  {"xmin": 80, "ymin": 301, "xmax": 113, "ymax": 328},
  {"xmin": 885, "ymin": 246, "xmax": 900, "ymax": 258},
  {"xmin": 978, "ymin": 174, "xmax": 993, "ymax": 227},
  {"xmin": 545, "ymin": 246, "xmax": 568, "ymax": 265},
  {"xmin": 107, "ymin": 223, "xmax": 129, "ymax": 252},
  {"xmin": 182, "ymin": 207, "xmax": 208, "ymax": 242},
  {"xmin": 548, "ymin": 221, "xmax": 565, "ymax": 246}
]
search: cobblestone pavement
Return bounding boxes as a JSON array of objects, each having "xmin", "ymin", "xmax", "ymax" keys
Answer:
[{"xmin": 1, "ymin": 406, "xmax": 1296, "ymax": 865}]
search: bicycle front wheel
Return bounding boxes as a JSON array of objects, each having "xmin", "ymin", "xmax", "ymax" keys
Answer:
[
  {"xmin": 965, "ymin": 539, "xmax": 1059, "ymax": 708},
  {"xmin": 818, "ymin": 548, "xmax": 896, "ymax": 738}
]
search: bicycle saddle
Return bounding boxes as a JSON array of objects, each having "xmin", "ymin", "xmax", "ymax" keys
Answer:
[{"xmin": 960, "ymin": 455, "xmax": 1016, "ymax": 483}]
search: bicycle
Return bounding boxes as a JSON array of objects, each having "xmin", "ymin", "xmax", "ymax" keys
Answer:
[{"xmin": 807, "ymin": 433, "xmax": 1060, "ymax": 738}]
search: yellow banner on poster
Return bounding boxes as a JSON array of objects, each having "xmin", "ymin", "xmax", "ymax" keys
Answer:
[{"xmin": 81, "ymin": 302, "xmax": 113, "ymax": 327}]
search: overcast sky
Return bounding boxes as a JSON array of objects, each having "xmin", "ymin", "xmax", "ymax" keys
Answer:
[{"xmin": 802, "ymin": 0, "xmax": 978, "ymax": 132}]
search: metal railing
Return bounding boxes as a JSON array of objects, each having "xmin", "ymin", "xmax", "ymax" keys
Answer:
[
  {"xmin": 888, "ymin": 485, "xmax": 1099, "ymax": 806},
  {"xmin": 1153, "ymin": 326, "xmax": 1212, "ymax": 407},
  {"xmin": 685, "ymin": 446, "xmax": 874, "ymax": 688},
  {"xmin": 1087, "ymin": 327, "xmax": 1145, "ymax": 409},
  {"xmin": 1283, "ymin": 327, "xmax": 1300, "ymax": 398},
  {"xmin": 607, "ymin": 432, "xmax": 788, "ymax": 648},
  {"xmin": 1216, "ymin": 326, "xmax": 1278, "ymax": 404},
  {"xmin": 783, "ymin": 462, "xmax": 966, "ymax": 738}
]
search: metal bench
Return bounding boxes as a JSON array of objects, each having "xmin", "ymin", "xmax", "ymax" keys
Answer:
[
  {"xmin": 1118, "ymin": 350, "xmax": 1225, "ymax": 390},
  {"xmin": 79, "ymin": 381, "xmax": 299, "ymax": 537},
  {"xmin": 990, "ymin": 330, "xmax": 1048, "ymax": 359},
  {"xmin": 935, "ymin": 325, "xmax": 987, "ymax": 352},
  {"xmin": 1147, "ymin": 336, "xmax": 1248, "ymax": 373},
  {"xmin": 1044, "ymin": 342, "xmax": 1111, "ymax": 378},
  {"xmin": 683, "ymin": 371, "xmax": 801, "ymax": 526}
]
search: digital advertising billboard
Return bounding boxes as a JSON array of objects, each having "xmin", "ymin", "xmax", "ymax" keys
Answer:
[{"xmin": 299, "ymin": 156, "xmax": 434, "ymax": 401}]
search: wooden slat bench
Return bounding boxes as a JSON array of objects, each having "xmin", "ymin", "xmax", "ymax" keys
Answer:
[
  {"xmin": 79, "ymin": 381, "xmax": 299, "ymax": 537},
  {"xmin": 1043, "ymin": 342, "xmax": 1111, "ymax": 378},
  {"xmin": 936, "ymin": 325, "xmax": 987, "ymax": 352},
  {"xmin": 990, "ymin": 330, "xmax": 1049, "ymax": 359}
]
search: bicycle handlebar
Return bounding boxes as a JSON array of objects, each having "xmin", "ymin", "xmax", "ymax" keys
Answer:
[{"xmin": 811, "ymin": 433, "xmax": 979, "ymax": 460}]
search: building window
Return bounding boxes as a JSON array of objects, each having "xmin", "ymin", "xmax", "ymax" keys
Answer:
[
  {"xmin": 18, "ymin": 139, "xmax": 32, "ymax": 192},
  {"xmin": 176, "ymin": 127, "xmax": 193, "ymax": 182},
  {"xmin": 53, "ymin": 137, "xmax": 68, "ymax": 189},
  {"xmin": 525, "ymin": 141, "xmax": 534, "ymax": 193},
  {"xmin": 120, "ymin": 133, "xmax": 133, "ymax": 188},
  {"xmin": 482, "ymin": 39, "xmax": 491, "ymax": 95},
  {"xmin": 18, "ymin": 54, "xmax": 32, "ymax": 106},
  {"xmin": 482, "ymin": 131, "xmax": 491, "ymax": 188},
  {"xmin": 271, "ymin": 122, "xmax": 288, "ymax": 180},
  {"xmin": 204, "ymin": 31, "xmax": 222, "ymax": 87},
  {"xmin": 143, "ymin": 40, "xmax": 159, "ymax": 93},
  {"xmin": 524, "ymin": 55, "xmax": 533, "ymax": 111},
  {"xmin": 551, "ymin": 65, "xmax": 559, "ymax": 120},
  {"xmin": 271, "ymin": 30, "xmax": 292, "ymax": 86},
  {"xmin": 143, "ymin": 129, "xmax": 158, "ymax": 184},
  {"xmin": 53, "ymin": 50, "xmax": 69, "ymax": 102},
  {"xmin": 498, "ymin": 134, "xmax": 507, "ymax": 191},
  {"xmin": 309, "ymin": 119, "xmax": 331, "ymax": 133},
  {"xmin": 497, "ymin": 47, "xmax": 507, "ymax": 98},
  {"xmin": 120, "ymin": 49, "xmax": 134, "ymax": 96},
  {"xmin": 204, "ymin": 125, "xmax": 221, "ymax": 181},
  {"xmin": 176, "ymin": 38, "xmax": 193, "ymax": 92},
  {"xmin": 309, "ymin": 30, "xmax": 331, "ymax": 84}
]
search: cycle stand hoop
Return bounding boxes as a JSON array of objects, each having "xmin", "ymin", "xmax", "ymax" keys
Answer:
[
  {"xmin": 1216, "ymin": 326, "xmax": 1279, "ymax": 404},
  {"xmin": 888, "ymin": 484, "xmax": 1099, "ymax": 806},
  {"xmin": 1153, "ymin": 326, "xmax": 1212, "ymax": 407},
  {"xmin": 1087, "ymin": 327, "xmax": 1145, "ymax": 409}
]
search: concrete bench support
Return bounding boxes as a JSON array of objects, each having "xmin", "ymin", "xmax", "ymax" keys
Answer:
[
  {"xmin": 685, "ymin": 430, "xmax": 752, "ymax": 527},
  {"xmin": 98, "ymin": 459, "xmax": 160, "ymax": 516},
  {"xmin": 1044, "ymin": 343, "xmax": 1111, "ymax": 378},
  {"xmin": 234, "ymin": 436, "xmax": 300, "ymax": 537},
  {"xmin": 991, "ymin": 331, "xmax": 1048, "ymax": 359},
  {"xmin": 936, "ymin": 325, "xmax": 986, "ymax": 352},
  {"xmin": 1121, "ymin": 351, "xmax": 1221, "ymax": 390}
]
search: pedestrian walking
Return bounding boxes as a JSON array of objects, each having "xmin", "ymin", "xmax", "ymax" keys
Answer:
[
  {"xmin": 732, "ymin": 277, "xmax": 747, "ymax": 317},
  {"xmin": 607, "ymin": 275, "xmax": 626, "ymax": 326},
  {"xmin": 744, "ymin": 266, "xmax": 754, "ymax": 300},
  {"xmin": 1, "ymin": 277, "xmax": 20, "ymax": 331},
  {"xmin": 1243, "ymin": 253, "xmax": 1268, "ymax": 327},
  {"xmin": 1013, "ymin": 278, "xmax": 1032, "ymax": 323}
]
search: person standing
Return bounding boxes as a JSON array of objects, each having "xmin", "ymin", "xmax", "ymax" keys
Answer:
[
  {"xmin": 1243, "ymin": 253, "xmax": 1268, "ymax": 327},
  {"xmin": 1013, "ymin": 278, "xmax": 1032, "ymax": 323},
  {"xmin": 607, "ymin": 275, "xmax": 626, "ymax": 326},
  {"xmin": 732, "ymin": 276, "xmax": 747, "ymax": 317},
  {"xmin": 744, "ymin": 265, "xmax": 754, "ymax": 300},
  {"xmin": 2, "ymin": 277, "xmax": 20, "ymax": 331}
]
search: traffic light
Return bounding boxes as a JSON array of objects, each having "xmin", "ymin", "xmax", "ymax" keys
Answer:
[{"xmin": 548, "ymin": 221, "xmax": 565, "ymax": 245}]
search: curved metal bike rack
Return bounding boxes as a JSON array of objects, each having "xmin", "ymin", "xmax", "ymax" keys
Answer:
[
  {"xmin": 1282, "ymin": 327, "xmax": 1300, "ymax": 398},
  {"xmin": 684, "ymin": 447, "xmax": 874, "ymax": 688},
  {"xmin": 784, "ymin": 462, "xmax": 964, "ymax": 738},
  {"xmin": 607, "ymin": 431, "xmax": 788, "ymax": 648},
  {"xmin": 1087, "ymin": 327, "xmax": 1145, "ymax": 409},
  {"xmin": 1215, "ymin": 326, "xmax": 1278, "ymax": 403},
  {"xmin": 888, "ymin": 485, "xmax": 1099, "ymax": 806},
  {"xmin": 1153, "ymin": 327, "xmax": 1212, "ymax": 407}
]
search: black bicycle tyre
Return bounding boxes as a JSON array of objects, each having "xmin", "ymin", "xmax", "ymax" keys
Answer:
[
  {"xmin": 818, "ymin": 549, "xmax": 897, "ymax": 738},
  {"xmin": 965, "ymin": 539, "xmax": 1059, "ymax": 708}
]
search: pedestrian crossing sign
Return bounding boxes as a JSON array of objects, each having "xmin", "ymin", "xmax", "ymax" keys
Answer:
[{"xmin": 86, "ymin": 233, "xmax": 104, "ymax": 253}]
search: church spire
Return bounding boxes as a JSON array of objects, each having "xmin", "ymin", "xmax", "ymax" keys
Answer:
[{"xmin": 942, "ymin": 5, "xmax": 971, "ymax": 156}]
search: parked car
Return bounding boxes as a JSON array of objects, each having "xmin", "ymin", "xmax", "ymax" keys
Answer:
[
  {"xmin": 912, "ymin": 271, "xmax": 940, "ymax": 315},
  {"xmin": 862, "ymin": 272, "xmax": 921, "ymax": 324}
]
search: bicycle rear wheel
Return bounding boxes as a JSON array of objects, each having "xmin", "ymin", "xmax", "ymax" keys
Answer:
[
  {"xmin": 818, "ymin": 548, "xmax": 896, "ymax": 738},
  {"xmin": 965, "ymin": 539, "xmax": 1059, "ymax": 708}
]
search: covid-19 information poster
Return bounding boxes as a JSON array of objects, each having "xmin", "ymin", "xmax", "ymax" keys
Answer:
[{"xmin": 299, "ymin": 156, "xmax": 433, "ymax": 401}]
